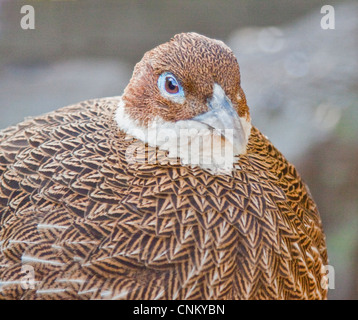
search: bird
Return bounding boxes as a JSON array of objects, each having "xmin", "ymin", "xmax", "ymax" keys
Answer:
[{"xmin": 0, "ymin": 32, "xmax": 328, "ymax": 300}]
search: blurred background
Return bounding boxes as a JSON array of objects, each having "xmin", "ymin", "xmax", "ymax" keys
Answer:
[{"xmin": 0, "ymin": 0, "xmax": 357, "ymax": 299}]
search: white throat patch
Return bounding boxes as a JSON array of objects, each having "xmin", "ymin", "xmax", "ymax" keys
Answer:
[{"xmin": 114, "ymin": 90, "xmax": 251, "ymax": 175}]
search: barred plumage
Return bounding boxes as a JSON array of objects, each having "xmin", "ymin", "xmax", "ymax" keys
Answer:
[{"xmin": 0, "ymin": 32, "xmax": 327, "ymax": 300}]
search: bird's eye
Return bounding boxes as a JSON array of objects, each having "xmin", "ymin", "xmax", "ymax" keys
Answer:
[
  {"xmin": 165, "ymin": 76, "xmax": 179, "ymax": 94},
  {"xmin": 158, "ymin": 72, "xmax": 184, "ymax": 100}
]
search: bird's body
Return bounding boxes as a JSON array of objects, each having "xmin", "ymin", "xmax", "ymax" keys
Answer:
[{"xmin": 0, "ymin": 33, "xmax": 327, "ymax": 299}]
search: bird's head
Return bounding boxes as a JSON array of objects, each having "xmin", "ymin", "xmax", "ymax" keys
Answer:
[{"xmin": 116, "ymin": 32, "xmax": 252, "ymax": 174}]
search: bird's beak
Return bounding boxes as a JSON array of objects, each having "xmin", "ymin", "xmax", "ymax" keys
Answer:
[{"xmin": 192, "ymin": 83, "xmax": 248, "ymax": 155}]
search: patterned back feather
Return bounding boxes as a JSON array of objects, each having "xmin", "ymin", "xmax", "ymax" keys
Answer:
[{"xmin": 0, "ymin": 33, "xmax": 328, "ymax": 300}]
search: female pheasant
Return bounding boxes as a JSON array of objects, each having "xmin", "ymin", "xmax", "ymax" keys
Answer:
[{"xmin": 0, "ymin": 32, "xmax": 328, "ymax": 300}]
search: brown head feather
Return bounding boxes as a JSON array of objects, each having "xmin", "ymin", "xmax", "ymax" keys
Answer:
[{"xmin": 122, "ymin": 32, "xmax": 249, "ymax": 126}]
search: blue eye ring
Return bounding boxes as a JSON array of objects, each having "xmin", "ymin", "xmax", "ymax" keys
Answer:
[{"xmin": 158, "ymin": 72, "xmax": 185, "ymax": 98}]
